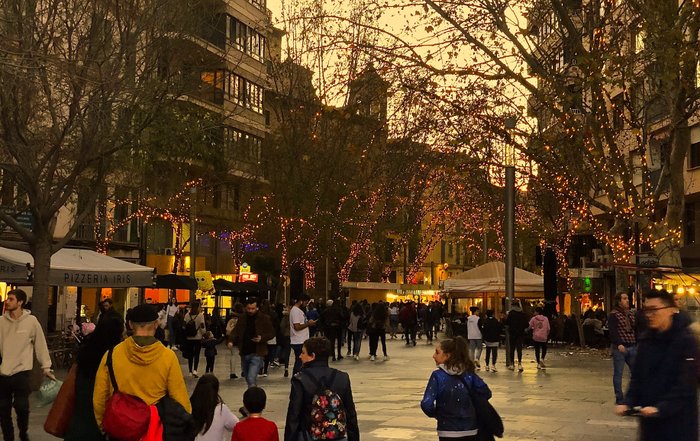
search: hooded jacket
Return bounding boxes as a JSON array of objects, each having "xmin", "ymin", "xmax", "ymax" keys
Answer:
[
  {"xmin": 506, "ymin": 308, "xmax": 529, "ymax": 337},
  {"xmin": 421, "ymin": 366, "xmax": 492, "ymax": 437},
  {"xmin": 93, "ymin": 336, "xmax": 191, "ymax": 427},
  {"xmin": 480, "ymin": 316, "xmax": 503, "ymax": 343},
  {"xmin": 623, "ymin": 314, "xmax": 698, "ymax": 441},
  {"xmin": 528, "ymin": 315, "xmax": 550, "ymax": 343},
  {"xmin": 0, "ymin": 309, "xmax": 51, "ymax": 376}
]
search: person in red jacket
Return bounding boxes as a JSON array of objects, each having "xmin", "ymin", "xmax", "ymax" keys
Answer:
[
  {"xmin": 400, "ymin": 301, "xmax": 418, "ymax": 346},
  {"xmin": 231, "ymin": 387, "xmax": 278, "ymax": 441}
]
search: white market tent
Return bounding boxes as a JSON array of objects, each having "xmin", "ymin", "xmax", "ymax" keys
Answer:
[
  {"xmin": 0, "ymin": 246, "xmax": 154, "ymax": 287},
  {"xmin": 443, "ymin": 261, "xmax": 544, "ymax": 298}
]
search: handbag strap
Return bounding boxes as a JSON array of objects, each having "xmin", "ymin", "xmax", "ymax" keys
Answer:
[{"xmin": 106, "ymin": 348, "xmax": 119, "ymax": 392}]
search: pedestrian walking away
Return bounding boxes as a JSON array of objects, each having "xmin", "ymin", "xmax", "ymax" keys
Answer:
[
  {"xmin": 615, "ymin": 289, "xmax": 698, "ymax": 441},
  {"xmin": 480, "ymin": 310, "xmax": 503, "ymax": 372},
  {"xmin": 320, "ymin": 300, "xmax": 344, "ymax": 361},
  {"xmin": 284, "ymin": 337, "xmax": 359, "ymax": 441},
  {"xmin": 0, "ymin": 289, "xmax": 55, "ymax": 441},
  {"xmin": 63, "ymin": 314, "xmax": 124, "ymax": 441},
  {"xmin": 290, "ymin": 294, "xmax": 316, "ymax": 375},
  {"xmin": 347, "ymin": 303, "xmax": 366, "ymax": 360},
  {"xmin": 191, "ymin": 374, "xmax": 238, "ymax": 441},
  {"xmin": 229, "ymin": 298, "xmax": 275, "ymax": 388},
  {"xmin": 528, "ymin": 307, "xmax": 550, "ymax": 369},
  {"xmin": 505, "ymin": 300, "xmax": 528, "ymax": 372},
  {"xmin": 466, "ymin": 307, "xmax": 483, "ymax": 370},
  {"xmin": 232, "ymin": 387, "xmax": 279, "ymax": 441},
  {"xmin": 421, "ymin": 336, "xmax": 493, "ymax": 441},
  {"xmin": 93, "ymin": 304, "xmax": 191, "ymax": 439},
  {"xmin": 367, "ymin": 302, "xmax": 390, "ymax": 361},
  {"xmin": 184, "ymin": 301, "xmax": 207, "ymax": 378},
  {"xmin": 608, "ymin": 292, "xmax": 637, "ymax": 404}
]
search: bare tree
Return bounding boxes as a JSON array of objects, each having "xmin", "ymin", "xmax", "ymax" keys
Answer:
[{"xmin": 0, "ymin": 0, "xmax": 211, "ymax": 328}]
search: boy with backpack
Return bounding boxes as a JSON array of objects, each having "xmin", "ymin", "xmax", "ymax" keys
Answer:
[{"xmin": 284, "ymin": 337, "xmax": 359, "ymax": 441}]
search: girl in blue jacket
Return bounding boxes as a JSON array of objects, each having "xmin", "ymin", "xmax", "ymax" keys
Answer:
[{"xmin": 421, "ymin": 336, "xmax": 492, "ymax": 441}]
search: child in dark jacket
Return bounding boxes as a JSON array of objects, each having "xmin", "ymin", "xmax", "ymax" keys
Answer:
[
  {"xmin": 481, "ymin": 310, "xmax": 504, "ymax": 372},
  {"xmin": 203, "ymin": 332, "xmax": 218, "ymax": 374},
  {"xmin": 421, "ymin": 336, "xmax": 493, "ymax": 440}
]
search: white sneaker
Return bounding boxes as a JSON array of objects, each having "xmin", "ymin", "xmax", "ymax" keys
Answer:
[
  {"xmin": 540, "ymin": 360, "xmax": 546, "ymax": 368},
  {"xmin": 191, "ymin": 371, "xmax": 199, "ymax": 378},
  {"xmin": 506, "ymin": 364, "xmax": 514, "ymax": 371},
  {"xmin": 485, "ymin": 365, "xmax": 490, "ymax": 372},
  {"xmin": 491, "ymin": 365, "xmax": 498, "ymax": 372},
  {"xmin": 537, "ymin": 362, "xmax": 543, "ymax": 370},
  {"xmin": 370, "ymin": 355, "xmax": 376, "ymax": 361},
  {"xmin": 383, "ymin": 355, "xmax": 389, "ymax": 361},
  {"xmin": 354, "ymin": 355, "xmax": 359, "ymax": 360},
  {"xmin": 518, "ymin": 363, "xmax": 524, "ymax": 372}
]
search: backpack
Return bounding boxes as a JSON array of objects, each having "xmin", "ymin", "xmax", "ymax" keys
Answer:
[
  {"xmin": 305, "ymin": 370, "xmax": 347, "ymax": 440},
  {"xmin": 184, "ymin": 314, "xmax": 198, "ymax": 338},
  {"xmin": 102, "ymin": 349, "xmax": 151, "ymax": 441}
]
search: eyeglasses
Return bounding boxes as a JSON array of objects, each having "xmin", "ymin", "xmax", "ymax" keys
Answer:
[{"xmin": 643, "ymin": 306, "xmax": 673, "ymax": 315}]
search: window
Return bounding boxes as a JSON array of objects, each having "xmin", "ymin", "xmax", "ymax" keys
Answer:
[
  {"xmin": 611, "ymin": 94, "xmax": 624, "ymax": 129},
  {"xmin": 690, "ymin": 141, "xmax": 700, "ymax": 168},
  {"xmin": 229, "ymin": 17, "xmax": 267, "ymax": 62},
  {"xmin": 224, "ymin": 127, "xmax": 263, "ymax": 163},
  {"xmin": 633, "ymin": 28, "xmax": 645, "ymax": 53},
  {"xmin": 200, "ymin": 70, "xmax": 263, "ymax": 113}
]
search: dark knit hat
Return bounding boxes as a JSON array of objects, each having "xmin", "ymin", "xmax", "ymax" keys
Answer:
[{"xmin": 128, "ymin": 304, "xmax": 158, "ymax": 323}]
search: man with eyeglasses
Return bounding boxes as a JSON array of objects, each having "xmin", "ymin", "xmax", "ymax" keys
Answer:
[{"xmin": 615, "ymin": 289, "xmax": 698, "ymax": 441}]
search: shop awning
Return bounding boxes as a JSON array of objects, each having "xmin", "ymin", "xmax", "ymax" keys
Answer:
[
  {"xmin": 0, "ymin": 246, "xmax": 155, "ymax": 287},
  {"xmin": 155, "ymin": 274, "xmax": 198, "ymax": 290}
]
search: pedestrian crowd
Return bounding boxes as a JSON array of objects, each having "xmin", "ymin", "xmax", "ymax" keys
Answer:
[{"xmin": 0, "ymin": 287, "xmax": 696, "ymax": 441}]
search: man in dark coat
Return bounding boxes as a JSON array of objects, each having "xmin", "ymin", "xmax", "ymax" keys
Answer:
[
  {"xmin": 616, "ymin": 289, "xmax": 698, "ymax": 441},
  {"xmin": 230, "ymin": 298, "xmax": 275, "ymax": 387},
  {"xmin": 284, "ymin": 337, "xmax": 359, "ymax": 441},
  {"xmin": 505, "ymin": 300, "xmax": 529, "ymax": 371}
]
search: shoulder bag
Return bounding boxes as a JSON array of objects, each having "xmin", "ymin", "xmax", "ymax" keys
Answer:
[
  {"xmin": 102, "ymin": 348, "xmax": 151, "ymax": 441},
  {"xmin": 43, "ymin": 364, "xmax": 77, "ymax": 437},
  {"xmin": 460, "ymin": 375, "xmax": 504, "ymax": 440}
]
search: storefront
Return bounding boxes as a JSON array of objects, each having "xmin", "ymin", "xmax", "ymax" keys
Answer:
[{"xmin": 0, "ymin": 246, "xmax": 155, "ymax": 330}]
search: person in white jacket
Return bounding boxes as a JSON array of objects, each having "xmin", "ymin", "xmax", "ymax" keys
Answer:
[
  {"xmin": 529, "ymin": 307, "xmax": 551, "ymax": 369},
  {"xmin": 0, "ymin": 289, "xmax": 54, "ymax": 441},
  {"xmin": 466, "ymin": 307, "xmax": 483, "ymax": 369}
]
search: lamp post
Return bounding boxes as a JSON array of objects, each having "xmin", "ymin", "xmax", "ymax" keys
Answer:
[
  {"xmin": 189, "ymin": 187, "xmax": 197, "ymax": 303},
  {"xmin": 503, "ymin": 116, "xmax": 517, "ymax": 367}
]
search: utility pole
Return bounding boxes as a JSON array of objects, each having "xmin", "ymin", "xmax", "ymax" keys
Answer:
[
  {"xmin": 504, "ymin": 116, "xmax": 517, "ymax": 367},
  {"xmin": 189, "ymin": 187, "xmax": 197, "ymax": 303}
]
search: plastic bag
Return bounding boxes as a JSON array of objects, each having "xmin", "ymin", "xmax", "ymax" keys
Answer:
[{"xmin": 36, "ymin": 378, "xmax": 63, "ymax": 407}]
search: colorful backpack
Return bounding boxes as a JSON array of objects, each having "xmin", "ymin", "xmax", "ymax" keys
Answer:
[{"xmin": 305, "ymin": 370, "xmax": 347, "ymax": 440}]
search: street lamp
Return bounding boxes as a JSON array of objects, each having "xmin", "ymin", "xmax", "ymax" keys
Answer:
[{"xmin": 503, "ymin": 115, "xmax": 517, "ymax": 367}]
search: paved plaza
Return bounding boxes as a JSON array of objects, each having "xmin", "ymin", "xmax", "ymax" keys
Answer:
[{"xmin": 28, "ymin": 338, "xmax": 637, "ymax": 441}]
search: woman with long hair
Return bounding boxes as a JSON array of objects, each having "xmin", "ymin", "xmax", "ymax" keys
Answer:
[
  {"xmin": 367, "ymin": 302, "xmax": 390, "ymax": 361},
  {"xmin": 191, "ymin": 374, "xmax": 239, "ymax": 441},
  {"xmin": 185, "ymin": 301, "xmax": 206, "ymax": 377},
  {"xmin": 421, "ymin": 336, "xmax": 492, "ymax": 441},
  {"xmin": 64, "ymin": 315, "xmax": 124, "ymax": 441},
  {"xmin": 348, "ymin": 303, "xmax": 366, "ymax": 360}
]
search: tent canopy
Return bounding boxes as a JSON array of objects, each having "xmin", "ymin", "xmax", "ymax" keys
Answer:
[
  {"xmin": 0, "ymin": 246, "xmax": 154, "ymax": 287},
  {"xmin": 443, "ymin": 261, "xmax": 543, "ymax": 296},
  {"xmin": 155, "ymin": 274, "xmax": 197, "ymax": 291}
]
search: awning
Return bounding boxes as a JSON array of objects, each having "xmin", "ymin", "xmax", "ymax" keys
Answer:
[
  {"xmin": 0, "ymin": 247, "xmax": 155, "ymax": 287},
  {"xmin": 155, "ymin": 274, "xmax": 198, "ymax": 290}
]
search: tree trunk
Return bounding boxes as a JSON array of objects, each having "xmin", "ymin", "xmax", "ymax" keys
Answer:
[{"xmin": 31, "ymin": 240, "xmax": 53, "ymax": 332}]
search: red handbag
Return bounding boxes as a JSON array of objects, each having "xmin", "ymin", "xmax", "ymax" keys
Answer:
[
  {"xmin": 102, "ymin": 349, "xmax": 150, "ymax": 441},
  {"xmin": 43, "ymin": 364, "xmax": 77, "ymax": 437}
]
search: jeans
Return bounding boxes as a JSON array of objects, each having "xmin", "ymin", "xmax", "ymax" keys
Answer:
[
  {"xmin": 352, "ymin": 331, "xmax": 363, "ymax": 356},
  {"xmin": 509, "ymin": 334, "xmax": 524, "ymax": 364},
  {"xmin": 389, "ymin": 316, "xmax": 399, "ymax": 336},
  {"xmin": 166, "ymin": 315, "xmax": 175, "ymax": 347},
  {"xmin": 291, "ymin": 344, "xmax": 304, "ymax": 375},
  {"xmin": 468, "ymin": 339, "xmax": 483, "ymax": 363},
  {"xmin": 326, "ymin": 327, "xmax": 343, "ymax": 358},
  {"xmin": 229, "ymin": 345, "xmax": 239, "ymax": 375},
  {"xmin": 0, "ymin": 371, "xmax": 30, "ymax": 441},
  {"xmin": 187, "ymin": 340, "xmax": 202, "ymax": 373},
  {"xmin": 612, "ymin": 345, "xmax": 636, "ymax": 404},
  {"xmin": 368, "ymin": 330, "xmax": 387, "ymax": 356},
  {"xmin": 205, "ymin": 355, "xmax": 215, "ymax": 373},
  {"xmin": 242, "ymin": 353, "xmax": 264, "ymax": 387},
  {"xmin": 534, "ymin": 341, "xmax": 548, "ymax": 362},
  {"xmin": 485, "ymin": 346, "xmax": 498, "ymax": 365}
]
